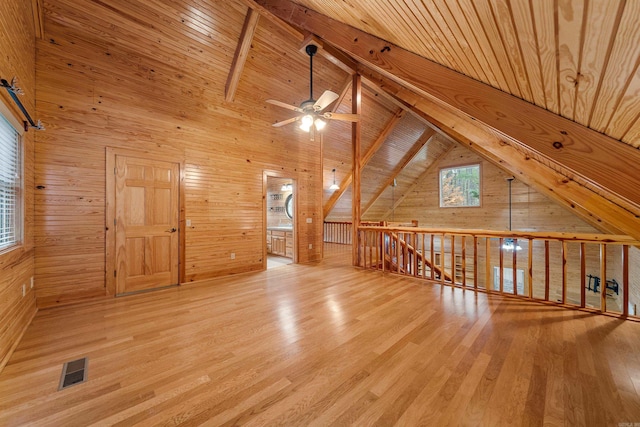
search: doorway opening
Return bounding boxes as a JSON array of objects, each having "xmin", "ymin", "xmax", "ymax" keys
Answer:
[{"xmin": 265, "ymin": 175, "xmax": 295, "ymax": 269}]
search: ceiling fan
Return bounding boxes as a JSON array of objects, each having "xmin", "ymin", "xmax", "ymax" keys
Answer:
[{"xmin": 267, "ymin": 44, "xmax": 359, "ymax": 136}]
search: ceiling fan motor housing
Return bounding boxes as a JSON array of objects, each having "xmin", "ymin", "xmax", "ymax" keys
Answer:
[{"xmin": 305, "ymin": 44, "xmax": 318, "ymax": 57}]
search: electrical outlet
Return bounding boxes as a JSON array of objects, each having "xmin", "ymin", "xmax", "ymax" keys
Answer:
[
  {"xmin": 30, "ymin": 276, "xmax": 34, "ymax": 289},
  {"xmin": 186, "ymin": 219, "xmax": 191, "ymax": 227},
  {"xmin": 308, "ymin": 244, "xmax": 313, "ymax": 249},
  {"xmin": 230, "ymin": 253, "xmax": 235, "ymax": 260},
  {"xmin": 22, "ymin": 284, "xmax": 26, "ymax": 297}
]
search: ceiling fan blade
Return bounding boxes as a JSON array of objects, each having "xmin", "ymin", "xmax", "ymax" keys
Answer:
[
  {"xmin": 272, "ymin": 116, "xmax": 300, "ymax": 127},
  {"xmin": 314, "ymin": 90, "xmax": 339, "ymax": 111},
  {"xmin": 266, "ymin": 99, "xmax": 303, "ymax": 113},
  {"xmin": 322, "ymin": 112, "xmax": 360, "ymax": 122}
]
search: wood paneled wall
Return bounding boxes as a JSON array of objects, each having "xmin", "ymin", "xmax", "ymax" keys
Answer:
[
  {"xmin": 0, "ymin": 0, "xmax": 38, "ymax": 370},
  {"xmin": 388, "ymin": 144, "xmax": 599, "ymax": 233},
  {"xmin": 34, "ymin": 0, "xmax": 340, "ymax": 307}
]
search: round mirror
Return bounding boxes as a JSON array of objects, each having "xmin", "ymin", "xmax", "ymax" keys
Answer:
[{"xmin": 285, "ymin": 194, "xmax": 293, "ymax": 219}]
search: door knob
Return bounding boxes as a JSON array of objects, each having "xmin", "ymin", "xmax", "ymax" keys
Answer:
[{"xmin": 165, "ymin": 227, "xmax": 177, "ymax": 233}]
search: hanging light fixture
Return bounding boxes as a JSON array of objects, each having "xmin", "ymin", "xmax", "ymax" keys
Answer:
[
  {"xmin": 329, "ymin": 168, "xmax": 339, "ymax": 190},
  {"xmin": 502, "ymin": 177, "xmax": 522, "ymax": 251}
]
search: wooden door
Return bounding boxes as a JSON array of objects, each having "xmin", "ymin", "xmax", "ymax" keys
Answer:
[{"xmin": 114, "ymin": 155, "xmax": 179, "ymax": 294}]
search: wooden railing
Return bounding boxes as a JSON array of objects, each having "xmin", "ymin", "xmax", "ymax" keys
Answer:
[
  {"xmin": 324, "ymin": 220, "xmax": 419, "ymax": 245},
  {"xmin": 323, "ymin": 221, "xmax": 353, "ymax": 244},
  {"xmin": 356, "ymin": 225, "xmax": 640, "ymax": 320}
]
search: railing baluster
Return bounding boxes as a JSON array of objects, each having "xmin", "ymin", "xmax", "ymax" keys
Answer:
[
  {"xmin": 462, "ymin": 236, "xmax": 467, "ymax": 287},
  {"xmin": 485, "ymin": 238, "xmax": 491, "ymax": 291},
  {"xmin": 473, "ymin": 236, "xmax": 478, "ymax": 289},
  {"xmin": 544, "ymin": 240, "xmax": 550, "ymax": 302},
  {"xmin": 451, "ymin": 235, "xmax": 456, "ymax": 285},
  {"xmin": 430, "ymin": 234, "xmax": 435, "ymax": 281},
  {"xmin": 513, "ymin": 238, "xmax": 518, "ymax": 295},
  {"xmin": 561, "ymin": 240, "xmax": 567, "ymax": 304},
  {"xmin": 601, "ymin": 244, "xmax": 607, "ymax": 313},
  {"xmin": 580, "ymin": 242, "xmax": 586, "ymax": 308},
  {"xmin": 623, "ymin": 245, "xmax": 629, "ymax": 317},
  {"xmin": 528, "ymin": 239, "xmax": 533, "ymax": 298},
  {"xmin": 440, "ymin": 234, "xmax": 445, "ymax": 286},
  {"xmin": 499, "ymin": 238, "xmax": 504, "ymax": 293}
]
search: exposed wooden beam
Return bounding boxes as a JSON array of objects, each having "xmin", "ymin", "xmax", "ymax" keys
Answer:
[
  {"xmin": 323, "ymin": 107, "xmax": 405, "ymax": 218},
  {"xmin": 362, "ymin": 128, "xmax": 436, "ymax": 216},
  {"xmin": 381, "ymin": 143, "xmax": 456, "ymax": 220},
  {"xmin": 253, "ymin": 0, "xmax": 640, "ymax": 231},
  {"xmin": 362, "ymin": 70, "xmax": 639, "ymax": 238},
  {"xmin": 352, "ymin": 73, "xmax": 362, "ymax": 266},
  {"xmin": 31, "ymin": 0, "xmax": 44, "ymax": 39},
  {"xmin": 237, "ymin": 0, "xmax": 356, "ymax": 74},
  {"xmin": 332, "ymin": 75, "xmax": 352, "ymax": 113},
  {"xmin": 225, "ymin": 8, "xmax": 260, "ymax": 102}
]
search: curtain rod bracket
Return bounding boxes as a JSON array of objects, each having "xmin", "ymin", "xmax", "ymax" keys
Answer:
[{"xmin": 1, "ymin": 77, "xmax": 45, "ymax": 131}]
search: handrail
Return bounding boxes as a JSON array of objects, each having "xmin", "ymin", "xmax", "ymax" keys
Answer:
[{"xmin": 356, "ymin": 225, "xmax": 640, "ymax": 320}]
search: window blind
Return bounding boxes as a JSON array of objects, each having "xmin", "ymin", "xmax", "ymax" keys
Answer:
[{"xmin": 0, "ymin": 113, "xmax": 20, "ymax": 250}]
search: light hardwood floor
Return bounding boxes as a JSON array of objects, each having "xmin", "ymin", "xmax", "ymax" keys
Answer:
[{"xmin": 1, "ymin": 243, "xmax": 639, "ymax": 426}]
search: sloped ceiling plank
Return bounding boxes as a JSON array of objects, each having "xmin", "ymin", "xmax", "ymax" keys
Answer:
[
  {"xmin": 254, "ymin": 0, "xmax": 640, "ymax": 211},
  {"xmin": 361, "ymin": 70, "xmax": 640, "ymax": 239},
  {"xmin": 487, "ymin": 0, "xmax": 534, "ymax": 102},
  {"xmin": 380, "ymin": 142, "xmax": 455, "ymax": 220},
  {"xmin": 588, "ymin": 0, "xmax": 640, "ymax": 133},
  {"xmin": 556, "ymin": 0, "xmax": 584, "ymax": 119},
  {"xmin": 323, "ymin": 108, "xmax": 405, "ymax": 218},
  {"xmin": 509, "ymin": 0, "xmax": 547, "ymax": 109},
  {"xmin": 530, "ymin": 0, "xmax": 560, "ymax": 114},
  {"xmin": 225, "ymin": 7, "xmax": 260, "ymax": 102},
  {"xmin": 436, "ymin": 0, "xmax": 501, "ymax": 90},
  {"xmin": 362, "ymin": 128, "xmax": 436, "ymax": 216},
  {"xmin": 573, "ymin": 0, "xmax": 622, "ymax": 125}
]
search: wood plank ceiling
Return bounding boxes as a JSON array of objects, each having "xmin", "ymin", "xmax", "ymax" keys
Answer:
[{"xmin": 289, "ymin": 0, "xmax": 640, "ymax": 148}]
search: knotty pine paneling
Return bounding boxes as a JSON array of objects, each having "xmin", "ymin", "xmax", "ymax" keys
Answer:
[
  {"xmin": 0, "ymin": 0, "xmax": 37, "ymax": 371},
  {"xmin": 34, "ymin": 0, "xmax": 345, "ymax": 306},
  {"xmin": 391, "ymin": 144, "xmax": 599, "ymax": 233}
]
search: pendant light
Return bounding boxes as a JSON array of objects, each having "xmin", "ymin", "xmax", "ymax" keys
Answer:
[
  {"xmin": 329, "ymin": 168, "xmax": 339, "ymax": 190},
  {"xmin": 502, "ymin": 177, "xmax": 522, "ymax": 251}
]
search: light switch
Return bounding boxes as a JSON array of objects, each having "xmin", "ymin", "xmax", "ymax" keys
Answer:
[{"xmin": 306, "ymin": 218, "xmax": 312, "ymax": 223}]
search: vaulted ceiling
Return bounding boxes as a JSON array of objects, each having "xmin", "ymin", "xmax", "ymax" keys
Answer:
[{"xmin": 242, "ymin": 0, "xmax": 640, "ymax": 240}]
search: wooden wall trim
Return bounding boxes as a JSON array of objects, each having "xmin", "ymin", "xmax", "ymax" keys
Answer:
[
  {"xmin": 253, "ymin": 0, "xmax": 640, "ymax": 222},
  {"xmin": 105, "ymin": 147, "xmax": 186, "ymax": 296}
]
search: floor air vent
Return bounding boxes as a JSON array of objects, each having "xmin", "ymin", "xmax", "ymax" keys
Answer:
[{"xmin": 58, "ymin": 357, "xmax": 88, "ymax": 390}]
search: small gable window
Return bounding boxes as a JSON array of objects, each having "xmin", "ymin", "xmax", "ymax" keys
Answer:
[{"xmin": 439, "ymin": 164, "xmax": 481, "ymax": 208}]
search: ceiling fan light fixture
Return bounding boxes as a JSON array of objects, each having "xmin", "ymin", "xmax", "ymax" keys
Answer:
[
  {"xmin": 314, "ymin": 118, "xmax": 326, "ymax": 131},
  {"xmin": 300, "ymin": 114, "xmax": 314, "ymax": 129}
]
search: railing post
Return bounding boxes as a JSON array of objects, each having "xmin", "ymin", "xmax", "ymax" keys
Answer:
[
  {"xmin": 600, "ymin": 244, "xmax": 607, "ymax": 313},
  {"xmin": 580, "ymin": 242, "xmax": 586, "ymax": 308},
  {"xmin": 561, "ymin": 241, "xmax": 567, "ymax": 304},
  {"xmin": 544, "ymin": 240, "xmax": 550, "ymax": 301}
]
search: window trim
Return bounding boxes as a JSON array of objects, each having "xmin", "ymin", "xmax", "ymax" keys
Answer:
[
  {"xmin": 438, "ymin": 163, "xmax": 482, "ymax": 208},
  {"xmin": 0, "ymin": 97, "xmax": 25, "ymax": 254}
]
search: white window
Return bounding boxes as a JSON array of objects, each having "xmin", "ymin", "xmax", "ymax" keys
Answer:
[
  {"xmin": 439, "ymin": 164, "xmax": 481, "ymax": 207},
  {"xmin": 0, "ymin": 109, "xmax": 22, "ymax": 251}
]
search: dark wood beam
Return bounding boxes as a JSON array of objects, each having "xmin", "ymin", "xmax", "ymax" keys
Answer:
[
  {"xmin": 225, "ymin": 8, "xmax": 260, "ymax": 102},
  {"xmin": 362, "ymin": 128, "xmax": 436, "ymax": 216},
  {"xmin": 253, "ymin": 0, "xmax": 640, "ymax": 228}
]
